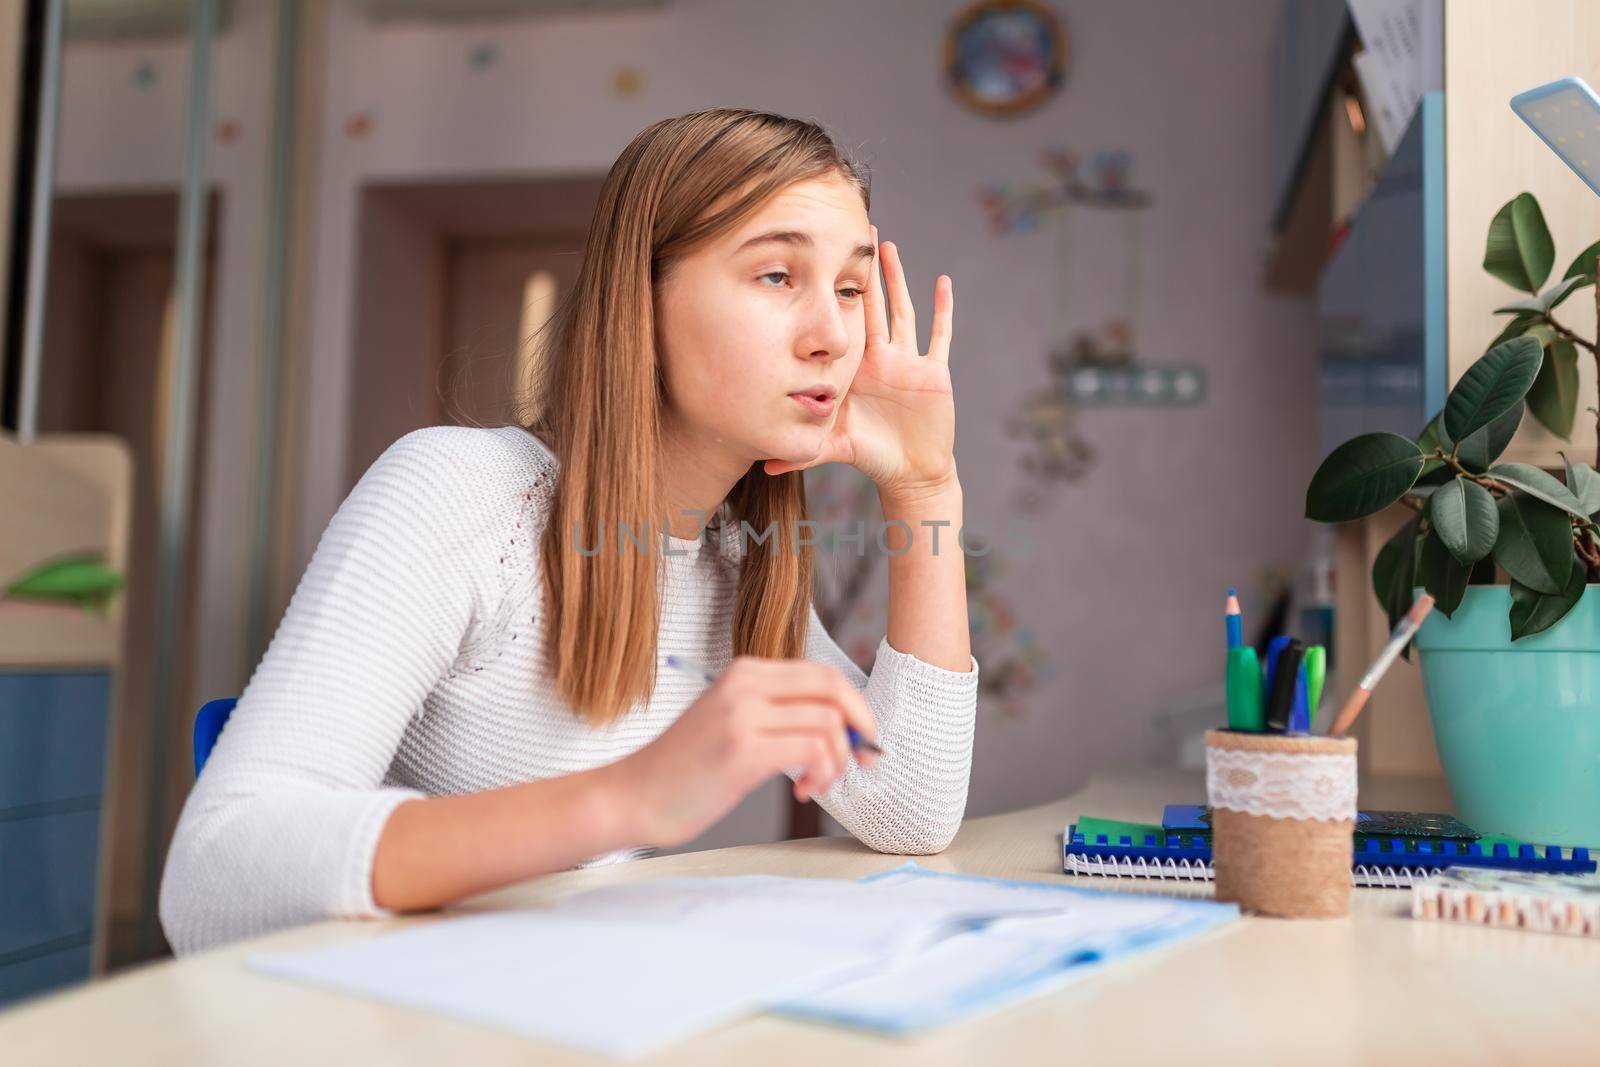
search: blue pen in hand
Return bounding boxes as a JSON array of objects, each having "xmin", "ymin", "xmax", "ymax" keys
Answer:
[{"xmin": 662, "ymin": 654, "xmax": 886, "ymax": 756}]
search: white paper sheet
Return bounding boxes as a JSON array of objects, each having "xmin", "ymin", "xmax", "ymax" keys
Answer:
[
  {"xmin": 249, "ymin": 911, "xmax": 875, "ymax": 1059},
  {"xmin": 549, "ymin": 870, "xmax": 1088, "ymax": 960},
  {"xmin": 250, "ymin": 864, "xmax": 1238, "ymax": 1052}
]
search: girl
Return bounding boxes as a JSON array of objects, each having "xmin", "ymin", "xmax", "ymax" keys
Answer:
[{"xmin": 160, "ymin": 108, "xmax": 978, "ymax": 955}]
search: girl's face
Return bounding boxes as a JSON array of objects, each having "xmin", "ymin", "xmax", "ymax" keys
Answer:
[{"xmin": 655, "ymin": 174, "xmax": 873, "ymax": 471}]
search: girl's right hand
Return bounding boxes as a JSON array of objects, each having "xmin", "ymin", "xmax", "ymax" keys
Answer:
[{"xmin": 614, "ymin": 656, "xmax": 880, "ymax": 848}]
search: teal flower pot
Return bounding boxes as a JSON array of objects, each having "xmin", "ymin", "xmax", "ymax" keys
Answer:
[{"xmin": 1412, "ymin": 585, "xmax": 1600, "ymax": 847}]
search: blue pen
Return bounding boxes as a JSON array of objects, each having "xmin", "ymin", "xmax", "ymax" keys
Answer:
[
  {"xmin": 1288, "ymin": 661, "xmax": 1311, "ymax": 734},
  {"xmin": 662, "ymin": 653, "xmax": 885, "ymax": 756}
]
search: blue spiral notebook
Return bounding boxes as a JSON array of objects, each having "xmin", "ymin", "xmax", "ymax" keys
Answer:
[{"xmin": 1064, "ymin": 816, "xmax": 1597, "ymax": 889}]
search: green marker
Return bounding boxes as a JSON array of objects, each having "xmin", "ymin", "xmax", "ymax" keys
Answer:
[
  {"xmin": 1225, "ymin": 646, "xmax": 1265, "ymax": 732},
  {"xmin": 1305, "ymin": 645, "xmax": 1327, "ymax": 726}
]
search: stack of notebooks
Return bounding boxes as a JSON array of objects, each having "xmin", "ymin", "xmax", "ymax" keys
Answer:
[{"xmin": 1063, "ymin": 805, "xmax": 1597, "ymax": 888}]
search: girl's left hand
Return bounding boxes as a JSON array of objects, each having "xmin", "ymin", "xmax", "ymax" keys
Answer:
[{"xmin": 762, "ymin": 225, "xmax": 958, "ymax": 503}]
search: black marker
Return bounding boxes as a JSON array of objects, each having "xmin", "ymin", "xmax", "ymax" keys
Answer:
[{"xmin": 1264, "ymin": 639, "xmax": 1305, "ymax": 734}]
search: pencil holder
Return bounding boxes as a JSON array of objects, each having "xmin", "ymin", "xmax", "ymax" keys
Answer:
[{"xmin": 1204, "ymin": 729, "xmax": 1358, "ymax": 919}]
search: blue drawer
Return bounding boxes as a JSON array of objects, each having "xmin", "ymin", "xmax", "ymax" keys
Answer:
[
  {"xmin": 0, "ymin": 943, "xmax": 92, "ymax": 1007},
  {"xmin": 0, "ymin": 810, "xmax": 100, "ymax": 958},
  {"xmin": 0, "ymin": 672, "xmax": 111, "ymax": 811}
]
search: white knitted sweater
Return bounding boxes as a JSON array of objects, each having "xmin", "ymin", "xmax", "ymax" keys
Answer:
[{"xmin": 159, "ymin": 425, "xmax": 980, "ymax": 955}]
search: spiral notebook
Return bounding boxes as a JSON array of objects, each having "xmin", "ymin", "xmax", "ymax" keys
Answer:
[{"xmin": 1063, "ymin": 816, "xmax": 1597, "ymax": 889}]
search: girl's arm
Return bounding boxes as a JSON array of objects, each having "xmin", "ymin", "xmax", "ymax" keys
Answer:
[
  {"xmin": 371, "ymin": 765, "xmax": 643, "ymax": 912},
  {"xmin": 158, "ymin": 429, "xmax": 524, "ymax": 954},
  {"xmin": 880, "ymin": 476, "xmax": 971, "ymax": 672}
]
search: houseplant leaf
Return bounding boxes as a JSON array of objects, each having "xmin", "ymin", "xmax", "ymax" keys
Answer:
[
  {"xmin": 1306, "ymin": 432, "xmax": 1425, "ymax": 522},
  {"xmin": 1561, "ymin": 451, "xmax": 1600, "ymax": 516},
  {"xmin": 1487, "ymin": 462, "xmax": 1587, "ymax": 519},
  {"xmin": 1427, "ymin": 478, "xmax": 1499, "ymax": 565},
  {"xmin": 1456, "ymin": 403, "xmax": 1524, "ymax": 473},
  {"xmin": 1372, "ymin": 514, "xmax": 1420, "ymax": 605},
  {"xmin": 1493, "ymin": 274, "xmax": 1588, "ymax": 316},
  {"xmin": 1443, "ymin": 336, "xmax": 1543, "ymax": 442},
  {"xmin": 1525, "ymin": 339, "xmax": 1579, "ymax": 440},
  {"xmin": 1493, "ymin": 491, "xmax": 1576, "ymax": 594},
  {"xmin": 1483, "ymin": 192, "xmax": 1554, "ymax": 293},
  {"xmin": 1488, "ymin": 313, "xmax": 1537, "ymax": 348},
  {"xmin": 1509, "ymin": 563, "xmax": 1586, "ymax": 640},
  {"xmin": 1562, "ymin": 237, "xmax": 1600, "ymax": 282},
  {"xmin": 1419, "ymin": 529, "xmax": 1471, "ymax": 617},
  {"xmin": 1415, "ymin": 404, "xmax": 1525, "ymax": 485},
  {"xmin": 1468, "ymin": 557, "xmax": 1499, "ymax": 584}
]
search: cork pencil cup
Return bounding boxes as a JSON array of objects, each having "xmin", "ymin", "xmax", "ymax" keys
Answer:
[{"xmin": 1205, "ymin": 729, "xmax": 1358, "ymax": 919}]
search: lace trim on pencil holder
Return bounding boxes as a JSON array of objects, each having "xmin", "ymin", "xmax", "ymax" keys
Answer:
[{"xmin": 1206, "ymin": 747, "xmax": 1357, "ymax": 823}]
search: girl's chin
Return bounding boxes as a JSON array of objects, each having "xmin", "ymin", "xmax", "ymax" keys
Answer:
[{"xmin": 751, "ymin": 432, "xmax": 827, "ymax": 468}]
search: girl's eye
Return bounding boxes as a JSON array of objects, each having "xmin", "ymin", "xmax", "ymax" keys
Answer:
[{"xmin": 757, "ymin": 272, "xmax": 863, "ymax": 299}]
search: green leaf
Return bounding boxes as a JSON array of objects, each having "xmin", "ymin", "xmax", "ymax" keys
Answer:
[
  {"xmin": 1457, "ymin": 403, "xmax": 1525, "ymax": 473},
  {"xmin": 1306, "ymin": 433, "xmax": 1426, "ymax": 522},
  {"xmin": 1483, "ymin": 192, "xmax": 1555, "ymax": 293},
  {"xmin": 1487, "ymin": 461, "xmax": 1587, "ymax": 519},
  {"xmin": 1493, "ymin": 491, "xmax": 1576, "ymax": 594},
  {"xmin": 1468, "ymin": 557, "xmax": 1499, "ymax": 584},
  {"xmin": 1420, "ymin": 529, "xmax": 1471, "ymax": 617},
  {"xmin": 1415, "ymin": 404, "xmax": 1525, "ymax": 485},
  {"xmin": 1562, "ymin": 238, "xmax": 1600, "ymax": 282},
  {"xmin": 1488, "ymin": 313, "xmax": 1537, "ymax": 348},
  {"xmin": 1427, "ymin": 478, "xmax": 1499, "ymax": 565},
  {"xmin": 1561, "ymin": 451, "xmax": 1600, "ymax": 517},
  {"xmin": 1509, "ymin": 563, "xmax": 1586, "ymax": 640},
  {"xmin": 1413, "ymin": 413, "xmax": 1452, "ymax": 486},
  {"xmin": 1493, "ymin": 275, "xmax": 1589, "ymax": 316},
  {"xmin": 1443, "ymin": 336, "xmax": 1543, "ymax": 443},
  {"xmin": 1526, "ymin": 339, "xmax": 1579, "ymax": 440},
  {"xmin": 1373, "ymin": 514, "xmax": 1421, "ymax": 607}
]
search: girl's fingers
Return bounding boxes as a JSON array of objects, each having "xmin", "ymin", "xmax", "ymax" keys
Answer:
[
  {"xmin": 762, "ymin": 431, "xmax": 851, "ymax": 477},
  {"xmin": 882, "ymin": 241, "xmax": 917, "ymax": 349},
  {"xmin": 864, "ymin": 225, "xmax": 890, "ymax": 347},
  {"xmin": 750, "ymin": 660, "xmax": 878, "ymax": 744},
  {"xmin": 928, "ymin": 275, "xmax": 954, "ymax": 365},
  {"xmin": 757, "ymin": 735, "xmax": 843, "ymax": 801},
  {"xmin": 756, "ymin": 700, "xmax": 852, "ymax": 774}
]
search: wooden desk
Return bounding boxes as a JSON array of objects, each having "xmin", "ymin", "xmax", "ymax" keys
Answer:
[{"xmin": 2, "ymin": 769, "xmax": 1596, "ymax": 1066}]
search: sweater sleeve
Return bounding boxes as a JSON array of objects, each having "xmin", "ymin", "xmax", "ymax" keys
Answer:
[
  {"xmin": 801, "ymin": 607, "xmax": 979, "ymax": 854},
  {"xmin": 158, "ymin": 429, "xmax": 498, "ymax": 955}
]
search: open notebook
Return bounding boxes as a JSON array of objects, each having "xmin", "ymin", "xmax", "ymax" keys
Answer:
[{"xmin": 251, "ymin": 862, "xmax": 1237, "ymax": 1056}]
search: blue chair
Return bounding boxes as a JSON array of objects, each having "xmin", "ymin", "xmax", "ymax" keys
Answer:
[{"xmin": 193, "ymin": 698, "xmax": 237, "ymax": 775}]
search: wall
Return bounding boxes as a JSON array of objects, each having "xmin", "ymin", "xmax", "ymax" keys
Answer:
[
  {"xmin": 294, "ymin": 0, "xmax": 1319, "ymax": 821},
  {"xmin": 50, "ymin": 0, "xmax": 1320, "ymax": 843}
]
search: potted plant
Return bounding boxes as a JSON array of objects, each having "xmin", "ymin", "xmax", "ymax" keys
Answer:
[{"xmin": 1304, "ymin": 192, "xmax": 1600, "ymax": 846}]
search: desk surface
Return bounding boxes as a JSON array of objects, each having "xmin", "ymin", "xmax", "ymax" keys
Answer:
[{"xmin": 3, "ymin": 769, "xmax": 1596, "ymax": 1066}]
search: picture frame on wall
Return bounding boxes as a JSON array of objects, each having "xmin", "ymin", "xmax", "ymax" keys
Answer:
[{"xmin": 944, "ymin": 0, "xmax": 1067, "ymax": 118}]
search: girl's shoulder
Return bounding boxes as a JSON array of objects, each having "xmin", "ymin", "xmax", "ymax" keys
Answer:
[{"xmin": 356, "ymin": 424, "xmax": 561, "ymax": 554}]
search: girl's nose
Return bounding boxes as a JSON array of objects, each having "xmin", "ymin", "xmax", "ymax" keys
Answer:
[{"xmin": 798, "ymin": 286, "xmax": 850, "ymax": 361}]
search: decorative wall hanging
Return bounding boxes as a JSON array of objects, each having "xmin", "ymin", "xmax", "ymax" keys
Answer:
[
  {"xmin": 944, "ymin": 0, "xmax": 1066, "ymax": 118},
  {"xmin": 982, "ymin": 147, "xmax": 1205, "ymax": 508}
]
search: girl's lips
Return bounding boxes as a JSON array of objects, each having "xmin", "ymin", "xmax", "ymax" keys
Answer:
[{"xmin": 789, "ymin": 393, "xmax": 836, "ymax": 417}]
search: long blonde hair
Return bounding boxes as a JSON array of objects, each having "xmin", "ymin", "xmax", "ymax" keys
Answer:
[{"xmin": 523, "ymin": 108, "xmax": 870, "ymax": 725}]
